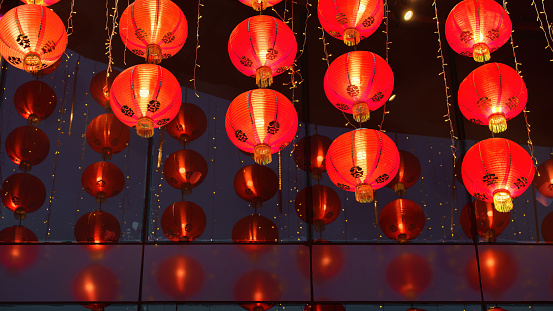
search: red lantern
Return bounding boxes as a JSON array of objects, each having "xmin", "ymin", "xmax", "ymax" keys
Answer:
[
  {"xmin": 295, "ymin": 185, "xmax": 341, "ymax": 232},
  {"xmin": 0, "ymin": 225, "xmax": 39, "ymax": 273},
  {"xmin": 467, "ymin": 248, "xmax": 517, "ymax": 299},
  {"xmin": 163, "ymin": 149, "xmax": 208, "ymax": 195},
  {"xmin": 74, "ymin": 210, "xmax": 121, "ymax": 244},
  {"xmin": 304, "ymin": 304, "xmax": 345, "ymax": 311},
  {"xmin": 297, "ymin": 240, "xmax": 344, "ymax": 282},
  {"xmin": 234, "ymin": 164, "xmax": 279, "ymax": 208},
  {"xmin": 445, "ymin": 0, "xmax": 512, "ymax": 62},
  {"xmin": 541, "ymin": 211, "xmax": 553, "ymax": 243},
  {"xmin": 318, "ymin": 0, "xmax": 384, "ymax": 46},
  {"xmin": 72, "ymin": 264, "xmax": 119, "ymax": 310},
  {"xmin": 90, "ymin": 70, "xmax": 120, "ymax": 111},
  {"xmin": 386, "ymin": 253, "xmax": 433, "ymax": 300},
  {"xmin": 5, "ymin": 125, "xmax": 50, "ymax": 171},
  {"xmin": 86, "ymin": 113, "xmax": 130, "ymax": 160},
  {"xmin": 324, "ymin": 51, "xmax": 394, "ymax": 122},
  {"xmin": 461, "ymin": 138, "xmax": 534, "ymax": 212},
  {"xmin": 460, "ymin": 200, "xmax": 510, "ymax": 242},
  {"xmin": 386, "ymin": 150, "xmax": 421, "ymax": 196},
  {"xmin": 157, "ymin": 255, "xmax": 204, "ymax": 299},
  {"xmin": 1, "ymin": 173, "xmax": 45, "ymax": 219},
  {"xmin": 225, "ymin": 89, "xmax": 297, "ymax": 165},
  {"xmin": 109, "ymin": 64, "xmax": 182, "ymax": 138},
  {"xmin": 81, "ymin": 162, "xmax": 125, "ymax": 203},
  {"xmin": 0, "ymin": 4, "xmax": 67, "ymax": 73},
  {"xmin": 232, "ymin": 214, "xmax": 278, "ymax": 256},
  {"xmin": 161, "ymin": 201, "xmax": 206, "ymax": 242},
  {"xmin": 14, "ymin": 80, "xmax": 57, "ymax": 125},
  {"xmin": 165, "ymin": 102, "xmax": 207, "ymax": 145},
  {"xmin": 119, "ymin": 0, "xmax": 188, "ymax": 64},
  {"xmin": 20, "ymin": 0, "xmax": 61, "ymax": 5},
  {"xmin": 233, "ymin": 269, "xmax": 282, "ymax": 302},
  {"xmin": 293, "ymin": 134, "xmax": 332, "ymax": 180},
  {"xmin": 534, "ymin": 158, "xmax": 553, "ymax": 198},
  {"xmin": 326, "ymin": 128, "xmax": 399, "ymax": 203},
  {"xmin": 238, "ymin": 0, "xmax": 283, "ymax": 11},
  {"xmin": 458, "ymin": 63, "xmax": 527, "ymax": 133},
  {"xmin": 379, "ymin": 198, "xmax": 425, "ymax": 243},
  {"xmin": 228, "ymin": 15, "xmax": 297, "ymax": 88}
]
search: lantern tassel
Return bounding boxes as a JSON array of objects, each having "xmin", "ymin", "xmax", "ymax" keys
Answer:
[
  {"xmin": 355, "ymin": 183, "xmax": 374, "ymax": 203},
  {"xmin": 251, "ymin": 0, "xmax": 267, "ymax": 11},
  {"xmin": 472, "ymin": 42, "xmax": 491, "ymax": 62},
  {"xmin": 136, "ymin": 117, "xmax": 155, "ymax": 138},
  {"xmin": 352, "ymin": 102, "xmax": 370, "ymax": 123},
  {"xmin": 488, "ymin": 113, "xmax": 507, "ymax": 133},
  {"xmin": 493, "ymin": 190, "xmax": 513, "ymax": 212},
  {"xmin": 394, "ymin": 182, "xmax": 405, "ymax": 197},
  {"xmin": 254, "ymin": 143, "xmax": 272, "ymax": 165},
  {"xmin": 146, "ymin": 44, "xmax": 163, "ymax": 64},
  {"xmin": 343, "ymin": 28, "xmax": 360, "ymax": 46},
  {"xmin": 256, "ymin": 66, "xmax": 273, "ymax": 88}
]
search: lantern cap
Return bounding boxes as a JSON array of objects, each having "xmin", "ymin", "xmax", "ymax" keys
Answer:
[
  {"xmin": 251, "ymin": 0, "xmax": 267, "ymax": 11},
  {"xmin": 101, "ymin": 147, "xmax": 113, "ymax": 161},
  {"xmin": 146, "ymin": 44, "xmax": 163, "ymax": 64},
  {"xmin": 14, "ymin": 207, "xmax": 27, "ymax": 220},
  {"xmin": 27, "ymin": 113, "xmax": 40, "ymax": 126},
  {"xmin": 343, "ymin": 28, "xmax": 360, "ymax": 46},
  {"xmin": 136, "ymin": 117, "xmax": 155, "ymax": 138},
  {"xmin": 95, "ymin": 192, "xmax": 107, "ymax": 204},
  {"xmin": 394, "ymin": 182, "xmax": 405, "ymax": 197},
  {"xmin": 352, "ymin": 102, "xmax": 370, "ymax": 123},
  {"xmin": 493, "ymin": 190, "xmax": 513, "ymax": 212},
  {"xmin": 256, "ymin": 66, "xmax": 273, "ymax": 88},
  {"xmin": 179, "ymin": 134, "xmax": 191, "ymax": 146},
  {"xmin": 355, "ymin": 183, "xmax": 374, "ymax": 203},
  {"xmin": 19, "ymin": 160, "xmax": 32, "ymax": 173},
  {"xmin": 181, "ymin": 182, "xmax": 193, "ymax": 195},
  {"xmin": 473, "ymin": 42, "xmax": 491, "ymax": 62},
  {"xmin": 489, "ymin": 113, "xmax": 507, "ymax": 133},
  {"xmin": 254, "ymin": 144, "xmax": 272, "ymax": 165},
  {"xmin": 23, "ymin": 52, "xmax": 41, "ymax": 73}
]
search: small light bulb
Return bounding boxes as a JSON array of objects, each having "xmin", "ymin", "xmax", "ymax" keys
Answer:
[
  {"xmin": 404, "ymin": 10, "xmax": 413, "ymax": 21},
  {"xmin": 139, "ymin": 89, "xmax": 149, "ymax": 98}
]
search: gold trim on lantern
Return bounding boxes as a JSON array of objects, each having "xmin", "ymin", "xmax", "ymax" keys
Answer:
[
  {"xmin": 146, "ymin": 44, "xmax": 163, "ymax": 64},
  {"xmin": 394, "ymin": 182, "xmax": 405, "ymax": 197},
  {"xmin": 26, "ymin": 0, "xmax": 44, "ymax": 5},
  {"xmin": 472, "ymin": 42, "xmax": 491, "ymax": 62},
  {"xmin": 343, "ymin": 28, "xmax": 360, "ymax": 46},
  {"xmin": 493, "ymin": 189, "xmax": 513, "ymax": 212},
  {"xmin": 256, "ymin": 66, "xmax": 273, "ymax": 88},
  {"xmin": 352, "ymin": 101, "xmax": 370, "ymax": 123},
  {"xmin": 254, "ymin": 143, "xmax": 272, "ymax": 165},
  {"xmin": 251, "ymin": 0, "xmax": 267, "ymax": 11},
  {"xmin": 136, "ymin": 117, "xmax": 155, "ymax": 138},
  {"xmin": 355, "ymin": 183, "xmax": 374, "ymax": 203},
  {"xmin": 488, "ymin": 113, "xmax": 507, "ymax": 133}
]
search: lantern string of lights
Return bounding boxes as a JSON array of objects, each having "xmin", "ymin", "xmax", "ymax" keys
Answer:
[
  {"xmin": 378, "ymin": 0, "xmax": 391, "ymax": 132},
  {"xmin": 502, "ymin": 1, "xmax": 522, "ymax": 75},
  {"xmin": 66, "ymin": 0, "xmax": 76, "ymax": 36},
  {"xmin": 67, "ymin": 55, "xmax": 80, "ymax": 136},
  {"xmin": 105, "ymin": 0, "xmax": 119, "ymax": 84},
  {"xmin": 531, "ymin": 0, "xmax": 553, "ymax": 58},
  {"xmin": 192, "ymin": 0, "xmax": 203, "ymax": 98}
]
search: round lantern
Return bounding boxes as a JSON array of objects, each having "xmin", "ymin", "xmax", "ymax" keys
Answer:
[
  {"xmin": 90, "ymin": 70, "xmax": 120, "ymax": 111},
  {"xmin": 241, "ymin": 304, "xmax": 274, "ymax": 311},
  {"xmin": 293, "ymin": 134, "xmax": 332, "ymax": 180},
  {"xmin": 74, "ymin": 210, "xmax": 121, "ymax": 244},
  {"xmin": 225, "ymin": 89, "xmax": 298, "ymax": 165},
  {"xmin": 326, "ymin": 128, "xmax": 399, "ymax": 203},
  {"xmin": 386, "ymin": 253, "xmax": 433, "ymax": 299},
  {"xmin": 165, "ymin": 102, "xmax": 207, "ymax": 145},
  {"xmin": 0, "ymin": 225, "xmax": 39, "ymax": 273},
  {"xmin": 295, "ymin": 185, "xmax": 341, "ymax": 232},
  {"xmin": 233, "ymin": 269, "xmax": 282, "ymax": 303},
  {"xmin": 238, "ymin": 0, "xmax": 283, "ymax": 11},
  {"xmin": 86, "ymin": 113, "xmax": 130, "ymax": 160},
  {"xmin": 72, "ymin": 264, "xmax": 119, "ymax": 310},
  {"xmin": 541, "ymin": 211, "xmax": 553, "ymax": 243},
  {"xmin": 1, "ymin": 173, "xmax": 46, "ymax": 219},
  {"xmin": 461, "ymin": 138, "xmax": 534, "ymax": 212},
  {"xmin": 234, "ymin": 164, "xmax": 279, "ymax": 208},
  {"xmin": 0, "ymin": 4, "xmax": 67, "ymax": 73},
  {"xmin": 324, "ymin": 51, "xmax": 394, "ymax": 123},
  {"xmin": 161, "ymin": 201, "xmax": 206, "ymax": 242},
  {"xmin": 379, "ymin": 198, "xmax": 425, "ymax": 243},
  {"xmin": 458, "ymin": 63, "xmax": 527, "ymax": 133},
  {"xmin": 297, "ymin": 241, "xmax": 344, "ymax": 282},
  {"xmin": 386, "ymin": 150, "xmax": 421, "ymax": 196},
  {"xmin": 304, "ymin": 304, "xmax": 346, "ymax": 311},
  {"xmin": 109, "ymin": 64, "xmax": 182, "ymax": 138},
  {"xmin": 156, "ymin": 255, "xmax": 205, "ymax": 299},
  {"xmin": 81, "ymin": 162, "xmax": 125, "ymax": 203},
  {"xmin": 228, "ymin": 15, "xmax": 297, "ymax": 88},
  {"xmin": 445, "ymin": 0, "xmax": 512, "ymax": 62},
  {"xmin": 467, "ymin": 248, "xmax": 517, "ymax": 299},
  {"xmin": 534, "ymin": 158, "xmax": 553, "ymax": 198},
  {"xmin": 460, "ymin": 200, "xmax": 510, "ymax": 242},
  {"xmin": 119, "ymin": 0, "xmax": 188, "ymax": 64},
  {"xmin": 20, "ymin": 0, "xmax": 61, "ymax": 5},
  {"xmin": 318, "ymin": 0, "xmax": 384, "ymax": 46},
  {"xmin": 14, "ymin": 80, "xmax": 57, "ymax": 125},
  {"xmin": 232, "ymin": 214, "xmax": 278, "ymax": 256},
  {"xmin": 5, "ymin": 125, "xmax": 50, "ymax": 171},
  {"xmin": 163, "ymin": 149, "xmax": 208, "ymax": 195}
]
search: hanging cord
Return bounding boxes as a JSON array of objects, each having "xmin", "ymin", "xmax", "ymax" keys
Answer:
[
  {"xmin": 66, "ymin": 0, "xmax": 76, "ymax": 36},
  {"xmin": 379, "ymin": 0, "xmax": 390, "ymax": 132},
  {"xmin": 191, "ymin": 0, "xmax": 203, "ymax": 97},
  {"xmin": 531, "ymin": 0, "xmax": 553, "ymax": 58}
]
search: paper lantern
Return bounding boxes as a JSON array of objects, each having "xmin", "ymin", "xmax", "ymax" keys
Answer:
[
  {"xmin": 165, "ymin": 102, "xmax": 207, "ymax": 145},
  {"xmin": 0, "ymin": 225, "xmax": 39, "ymax": 273},
  {"xmin": 72, "ymin": 264, "xmax": 119, "ymax": 310},
  {"xmin": 304, "ymin": 304, "xmax": 346, "ymax": 311},
  {"xmin": 293, "ymin": 134, "xmax": 332, "ymax": 180},
  {"xmin": 74, "ymin": 210, "xmax": 121, "ymax": 244},
  {"xmin": 234, "ymin": 164, "xmax": 279, "ymax": 208},
  {"xmin": 460, "ymin": 200, "xmax": 510, "ymax": 242},
  {"xmin": 458, "ymin": 63, "xmax": 527, "ymax": 133},
  {"xmin": 445, "ymin": 0, "xmax": 511, "ymax": 62},
  {"xmin": 324, "ymin": 51, "xmax": 394, "ymax": 122},
  {"xmin": 461, "ymin": 138, "xmax": 534, "ymax": 212},
  {"xmin": 297, "ymin": 241, "xmax": 344, "ymax": 282},
  {"xmin": 1, "ymin": 173, "xmax": 45, "ymax": 219},
  {"xmin": 20, "ymin": 0, "xmax": 61, "ymax": 5},
  {"xmin": 109, "ymin": 64, "xmax": 182, "ymax": 138},
  {"xmin": 534, "ymin": 158, "xmax": 553, "ymax": 198},
  {"xmin": 295, "ymin": 185, "xmax": 341, "ymax": 232},
  {"xmin": 379, "ymin": 198, "xmax": 425, "ymax": 243},
  {"xmin": 14, "ymin": 80, "xmax": 57, "ymax": 125},
  {"xmin": 163, "ymin": 149, "xmax": 208, "ymax": 195},
  {"xmin": 5, "ymin": 125, "xmax": 50, "ymax": 171},
  {"xmin": 233, "ymin": 270, "xmax": 282, "ymax": 302},
  {"xmin": 232, "ymin": 214, "xmax": 278, "ymax": 256},
  {"xmin": 81, "ymin": 162, "xmax": 125, "ymax": 203},
  {"xmin": 318, "ymin": 0, "xmax": 384, "ymax": 45},
  {"xmin": 541, "ymin": 211, "xmax": 553, "ymax": 243},
  {"xmin": 386, "ymin": 150, "xmax": 421, "ymax": 196},
  {"xmin": 226, "ymin": 89, "xmax": 297, "ymax": 165},
  {"xmin": 467, "ymin": 248, "xmax": 517, "ymax": 299},
  {"xmin": 228, "ymin": 15, "xmax": 297, "ymax": 88},
  {"xmin": 0, "ymin": 4, "xmax": 67, "ymax": 73},
  {"xmin": 241, "ymin": 304, "xmax": 275, "ymax": 311},
  {"xmin": 386, "ymin": 253, "xmax": 433, "ymax": 300},
  {"xmin": 90, "ymin": 70, "xmax": 120, "ymax": 111},
  {"xmin": 161, "ymin": 201, "xmax": 206, "ymax": 242},
  {"xmin": 326, "ymin": 128, "xmax": 399, "ymax": 203},
  {"xmin": 238, "ymin": 0, "xmax": 283, "ymax": 11},
  {"xmin": 119, "ymin": 0, "xmax": 188, "ymax": 64},
  {"xmin": 86, "ymin": 113, "xmax": 130, "ymax": 160},
  {"xmin": 157, "ymin": 255, "xmax": 204, "ymax": 299}
]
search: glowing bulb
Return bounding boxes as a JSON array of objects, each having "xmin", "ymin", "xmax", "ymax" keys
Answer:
[
  {"xmin": 487, "ymin": 210, "xmax": 494, "ymax": 217},
  {"xmin": 351, "ymin": 76, "xmax": 361, "ymax": 86},
  {"xmin": 179, "ymin": 167, "xmax": 186, "ymax": 174},
  {"xmin": 404, "ymin": 10, "xmax": 413, "ymax": 21},
  {"xmin": 316, "ymin": 155, "xmax": 324, "ymax": 165},
  {"xmin": 255, "ymin": 119, "xmax": 265, "ymax": 128},
  {"xmin": 398, "ymin": 223, "xmax": 404, "ymax": 231},
  {"xmin": 356, "ymin": 151, "xmax": 366, "ymax": 160},
  {"xmin": 247, "ymin": 180, "xmax": 254, "ymax": 187},
  {"xmin": 491, "ymin": 107, "xmax": 502, "ymax": 113},
  {"xmin": 139, "ymin": 89, "xmax": 149, "ymax": 98},
  {"xmin": 478, "ymin": 32, "xmax": 484, "ymax": 43},
  {"xmin": 388, "ymin": 94, "xmax": 396, "ymax": 101}
]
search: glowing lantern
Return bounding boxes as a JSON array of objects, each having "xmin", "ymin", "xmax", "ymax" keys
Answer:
[
  {"xmin": 163, "ymin": 149, "xmax": 208, "ymax": 195},
  {"xmin": 109, "ymin": 64, "xmax": 181, "ymax": 138},
  {"xmin": 90, "ymin": 70, "xmax": 120, "ymax": 111},
  {"xmin": 228, "ymin": 15, "xmax": 297, "ymax": 88},
  {"xmin": 541, "ymin": 211, "xmax": 553, "ymax": 243},
  {"xmin": 297, "ymin": 241, "xmax": 344, "ymax": 282},
  {"xmin": 386, "ymin": 253, "xmax": 433, "ymax": 300},
  {"xmin": 161, "ymin": 201, "xmax": 206, "ymax": 242},
  {"xmin": 233, "ymin": 270, "xmax": 282, "ymax": 303},
  {"xmin": 14, "ymin": 81, "xmax": 57, "ymax": 125},
  {"xmin": 467, "ymin": 248, "xmax": 517, "ymax": 299},
  {"xmin": 225, "ymin": 89, "xmax": 298, "ymax": 165},
  {"xmin": 72, "ymin": 264, "xmax": 119, "ymax": 311},
  {"xmin": 324, "ymin": 51, "xmax": 394, "ymax": 122},
  {"xmin": 460, "ymin": 200, "xmax": 510, "ymax": 242},
  {"xmin": 0, "ymin": 4, "xmax": 67, "ymax": 73},
  {"xmin": 461, "ymin": 138, "xmax": 534, "ymax": 213},
  {"xmin": 5, "ymin": 126, "xmax": 50, "ymax": 171},
  {"xmin": 20, "ymin": 0, "xmax": 61, "ymax": 5},
  {"xmin": 232, "ymin": 214, "xmax": 278, "ymax": 256},
  {"xmin": 1, "ymin": 173, "xmax": 45, "ymax": 219},
  {"xmin": 534, "ymin": 158, "xmax": 553, "ymax": 198},
  {"xmin": 238, "ymin": 0, "xmax": 282, "ymax": 11},
  {"xmin": 234, "ymin": 164, "xmax": 279, "ymax": 208},
  {"xmin": 458, "ymin": 63, "xmax": 527, "ymax": 133},
  {"xmin": 74, "ymin": 210, "xmax": 121, "ymax": 244},
  {"xmin": 304, "ymin": 304, "xmax": 346, "ymax": 311},
  {"xmin": 379, "ymin": 198, "xmax": 425, "ymax": 243},
  {"xmin": 318, "ymin": 0, "xmax": 384, "ymax": 46},
  {"xmin": 293, "ymin": 134, "xmax": 333, "ymax": 180},
  {"xmin": 157, "ymin": 255, "xmax": 205, "ymax": 299},
  {"xmin": 386, "ymin": 150, "xmax": 421, "ymax": 196},
  {"xmin": 81, "ymin": 162, "xmax": 125, "ymax": 203},
  {"xmin": 86, "ymin": 113, "xmax": 130, "ymax": 160},
  {"xmin": 295, "ymin": 185, "xmax": 341, "ymax": 232},
  {"xmin": 445, "ymin": 0, "xmax": 511, "ymax": 62},
  {"xmin": 165, "ymin": 102, "xmax": 207, "ymax": 145},
  {"xmin": 0, "ymin": 225, "xmax": 39, "ymax": 273},
  {"xmin": 326, "ymin": 128, "xmax": 399, "ymax": 203}
]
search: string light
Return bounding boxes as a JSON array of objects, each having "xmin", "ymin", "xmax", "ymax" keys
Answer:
[
  {"xmin": 378, "ymin": 0, "xmax": 391, "ymax": 132},
  {"xmin": 66, "ymin": 0, "xmax": 76, "ymax": 36},
  {"xmin": 531, "ymin": 0, "xmax": 553, "ymax": 59},
  {"xmin": 191, "ymin": 0, "xmax": 203, "ymax": 98},
  {"xmin": 67, "ymin": 56, "xmax": 80, "ymax": 136},
  {"xmin": 105, "ymin": 0, "xmax": 119, "ymax": 84}
]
